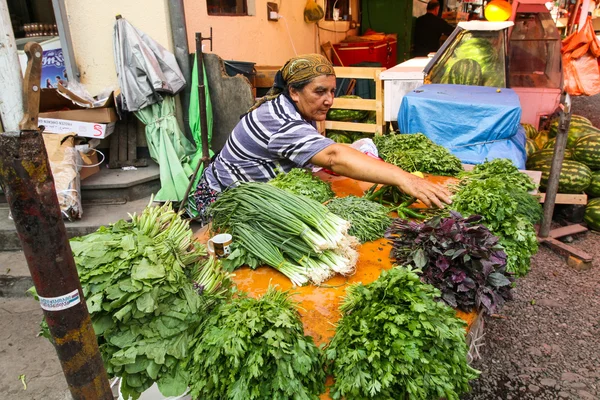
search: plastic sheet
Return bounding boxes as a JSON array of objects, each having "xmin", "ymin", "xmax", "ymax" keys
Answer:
[
  {"xmin": 562, "ymin": 17, "xmax": 600, "ymax": 97},
  {"xmin": 398, "ymin": 84, "xmax": 526, "ymax": 168}
]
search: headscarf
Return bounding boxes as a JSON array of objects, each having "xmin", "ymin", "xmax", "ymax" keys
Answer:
[{"xmin": 247, "ymin": 54, "xmax": 335, "ymax": 113}]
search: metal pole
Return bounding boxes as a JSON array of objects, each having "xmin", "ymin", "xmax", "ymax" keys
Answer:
[
  {"xmin": 52, "ymin": 0, "xmax": 80, "ymax": 81},
  {"xmin": 178, "ymin": 32, "xmax": 212, "ymax": 213},
  {"xmin": 0, "ymin": 0, "xmax": 24, "ymax": 131},
  {"xmin": 539, "ymin": 94, "xmax": 571, "ymax": 238}
]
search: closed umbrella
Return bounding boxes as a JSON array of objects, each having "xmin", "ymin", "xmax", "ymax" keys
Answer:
[{"xmin": 113, "ymin": 16, "xmax": 197, "ymax": 202}]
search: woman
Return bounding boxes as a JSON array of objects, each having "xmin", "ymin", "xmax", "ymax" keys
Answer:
[{"xmin": 194, "ymin": 54, "xmax": 451, "ymax": 221}]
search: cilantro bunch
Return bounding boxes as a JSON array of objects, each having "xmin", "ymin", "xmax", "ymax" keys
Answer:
[
  {"xmin": 187, "ymin": 287, "xmax": 326, "ymax": 400},
  {"xmin": 450, "ymin": 160, "xmax": 541, "ymax": 277},
  {"xmin": 326, "ymin": 196, "xmax": 393, "ymax": 243},
  {"xmin": 459, "ymin": 158, "xmax": 537, "ymax": 192},
  {"xmin": 386, "ymin": 212, "xmax": 513, "ymax": 315},
  {"xmin": 373, "ymin": 133, "xmax": 463, "ymax": 176},
  {"xmin": 268, "ymin": 168, "xmax": 335, "ymax": 203},
  {"xmin": 325, "ymin": 266, "xmax": 480, "ymax": 400},
  {"xmin": 69, "ymin": 203, "xmax": 230, "ymax": 400}
]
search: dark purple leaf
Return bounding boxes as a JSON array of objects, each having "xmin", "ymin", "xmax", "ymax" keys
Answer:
[
  {"xmin": 451, "ymin": 270, "xmax": 466, "ymax": 283},
  {"xmin": 487, "ymin": 272, "xmax": 511, "ymax": 287},
  {"xmin": 413, "ymin": 249, "xmax": 427, "ymax": 269},
  {"xmin": 442, "ymin": 291, "xmax": 458, "ymax": 308},
  {"xmin": 436, "ymin": 256, "xmax": 450, "ymax": 272}
]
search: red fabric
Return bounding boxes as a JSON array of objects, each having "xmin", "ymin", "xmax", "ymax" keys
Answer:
[{"xmin": 562, "ymin": 17, "xmax": 600, "ymax": 96}]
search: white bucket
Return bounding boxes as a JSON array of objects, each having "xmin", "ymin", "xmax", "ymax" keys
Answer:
[{"xmin": 115, "ymin": 378, "xmax": 191, "ymax": 400}]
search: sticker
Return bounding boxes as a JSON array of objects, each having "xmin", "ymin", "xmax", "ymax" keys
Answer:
[{"xmin": 39, "ymin": 289, "xmax": 81, "ymax": 311}]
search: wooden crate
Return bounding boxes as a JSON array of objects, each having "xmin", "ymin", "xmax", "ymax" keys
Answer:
[{"xmin": 321, "ymin": 66, "xmax": 386, "ymax": 136}]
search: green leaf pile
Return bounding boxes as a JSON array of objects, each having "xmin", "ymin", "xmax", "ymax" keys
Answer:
[
  {"xmin": 326, "ymin": 195, "xmax": 392, "ymax": 243},
  {"xmin": 450, "ymin": 159, "xmax": 541, "ymax": 276},
  {"xmin": 324, "ymin": 266, "xmax": 479, "ymax": 400},
  {"xmin": 70, "ymin": 203, "xmax": 230, "ymax": 400},
  {"xmin": 268, "ymin": 168, "xmax": 335, "ymax": 203},
  {"xmin": 373, "ymin": 133, "xmax": 463, "ymax": 176},
  {"xmin": 187, "ymin": 287, "xmax": 326, "ymax": 400}
]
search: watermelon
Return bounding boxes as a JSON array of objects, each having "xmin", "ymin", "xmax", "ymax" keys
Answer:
[
  {"xmin": 447, "ymin": 59, "xmax": 483, "ymax": 86},
  {"xmin": 584, "ymin": 198, "xmax": 600, "ymax": 231},
  {"xmin": 327, "ymin": 95, "xmax": 369, "ymax": 121},
  {"xmin": 451, "ymin": 36, "xmax": 505, "ymax": 87},
  {"xmin": 525, "ymin": 139, "xmax": 539, "ymax": 157},
  {"xmin": 548, "ymin": 117, "xmax": 593, "ymax": 139},
  {"xmin": 543, "ymin": 138, "xmax": 556, "ymax": 149},
  {"xmin": 534, "ymin": 129, "xmax": 550, "ymax": 149},
  {"xmin": 573, "ymin": 134, "xmax": 600, "ymax": 169},
  {"xmin": 326, "ymin": 130, "xmax": 353, "ymax": 144},
  {"xmin": 522, "ymin": 123, "xmax": 538, "ymax": 140},
  {"xmin": 537, "ymin": 159, "xmax": 592, "ymax": 193},
  {"xmin": 526, "ymin": 149, "xmax": 574, "ymax": 170},
  {"xmin": 585, "ymin": 171, "xmax": 600, "ymax": 198}
]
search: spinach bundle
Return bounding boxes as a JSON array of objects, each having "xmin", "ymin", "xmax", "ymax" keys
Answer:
[
  {"xmin": 268, "ymin": 168, "xmax": 335, "ymax": 203},
  {"xmin": 373, "ymin": 133, "xmax": 463, "ymax": 176},
  {"xmin": 187, "ymin": 287, "xmax": 326, "ymax": 400},
  {"xmin": 69, "ymin": 203, "xmax": 230, "ymax": 400},
  {"xmin": 386, "ymin": 212, "xmax": 513, "ymax": 315},
  {"xmin": 326, "ymin": 196, "xmax": 393, "ymax": 243},
  {"xmin": 450, "ymin": 160, "xmax": 541, "ymax": 277},
  {"xmin": 325, "ymin": 266, "xmax": 479, "ymax": 400}
]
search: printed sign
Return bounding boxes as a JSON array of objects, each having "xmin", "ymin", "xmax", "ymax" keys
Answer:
[
  {"xmin": 39, "ymin": 289, "xmax": 81, "ymax": 311},
  {"xmin": 41, "ymin": 48, "xmax": 67, "ymax": 89}
]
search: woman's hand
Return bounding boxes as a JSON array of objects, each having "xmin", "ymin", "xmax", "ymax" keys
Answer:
[{"xmin": 395, "ymin": 174, "xmax": 452, "ymax": 209}]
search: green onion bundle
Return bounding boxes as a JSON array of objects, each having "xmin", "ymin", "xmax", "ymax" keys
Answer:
[{"xmin": 209, "ymin": 182, "xmax": 358, "ymax": 286}]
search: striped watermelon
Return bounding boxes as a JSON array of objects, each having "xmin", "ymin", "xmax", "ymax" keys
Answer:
[
  {"xmin": 522, "ymin": 123, "xmax": 538, "ymax": 139},
  {"xmin": 585, "ymin": 171, "xmax": 600, "ymax": 198},
  {"xmin": 537, "ymin": 159, "xmax": 592, "ymax": 193},
  {"xmin": 543, "ymin": 138, "xmax": 556, "ymax": 149},
  {"xmin": 526, "ymin": 139, "xmax": 539, "ymax": 156},
  {"xmin": 573, "ymin": 134, "xmax": 600, "ymax": 169},
  {"xmin": 448, "ymin": 59, "xmax": 483, "ymax": 86},
  {"xmin": 548, "ymin": 117, "xmax": 593, "ymax": 139},
  {"xmin": 526, "ymin": 149, "xmax": 574, "ymax": 170},
  {"xmin": 584, "ymin": 198, "xmax": 600, "ymax": 231}
]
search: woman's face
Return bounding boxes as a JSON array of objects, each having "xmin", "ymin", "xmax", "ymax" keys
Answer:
[{"xmin": 289, "ymin": 75, "xmax": 336, "ymax": 122}]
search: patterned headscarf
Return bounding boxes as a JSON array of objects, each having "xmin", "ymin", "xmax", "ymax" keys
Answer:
[{"xmin": 248, "ymin": 54, "xmax": 335, "ymax": 112}]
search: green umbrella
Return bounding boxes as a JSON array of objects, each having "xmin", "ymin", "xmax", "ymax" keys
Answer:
[{"xmin": 134, "ymin": 96, "xmax": 197, "ymax": 202}]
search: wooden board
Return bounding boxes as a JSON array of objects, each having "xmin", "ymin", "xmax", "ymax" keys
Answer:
[{"xmin": 537, "ymin": 193, "xmax": 588, "ymax": 205}]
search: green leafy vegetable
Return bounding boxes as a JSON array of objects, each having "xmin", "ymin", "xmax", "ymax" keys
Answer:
[
  {"xmin": 373, "ymin": 133, "xmax": 463, "ymax": 176},
  {"xmin": 450, "ymin": 160, "xmax": 541, "ymax": 277},
  {"xmin": 268, "ymin": 168, "xmax": 335, "ymax": 203},
  {"xmin": 459, "ymin": 158, "xmax": 537, "ymax": 192},
  {"xmin": 326, "ymin": 196, "xmax": 392, "ymax": 243},
  {"xmin": 187, "ymin": 287, "xmax": 326, "ymax": 400},
  {"xmin": 325, "ymin": 266, "xmax": 479, "ymax": 399},
  {"xmin": 67, "ymin": 203, "xmax": 230, "ymax": 400}
]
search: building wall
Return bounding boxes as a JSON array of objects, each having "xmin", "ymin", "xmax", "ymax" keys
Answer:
[
  {"xmin": 64, "ymin": 0, "xmax": 174, "ymax": 95},
  {"xmin": 183, "ymin": 0, "xmax": 360, "ymax": 66}
]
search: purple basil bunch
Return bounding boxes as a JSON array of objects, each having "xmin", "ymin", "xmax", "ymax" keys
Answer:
[{"xmin": 386, "ymin": 211, "xmax": 513, "ymax": 315}]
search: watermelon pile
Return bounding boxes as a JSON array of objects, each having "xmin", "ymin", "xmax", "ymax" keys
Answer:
[
  {"xmin": 524, "ymin": 114, "xmax": 600, "ymax": 231},
  {"xmin": 326, "ymin": 95, "xmax": 370, "ymax": 122},
  {"xmin": 443, "ymin": 35, "xmax": 505, "ymax": 87}
]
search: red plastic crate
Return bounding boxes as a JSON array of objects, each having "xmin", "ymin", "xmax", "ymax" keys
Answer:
[{"xmin": 332, "ymin": 39, "xmax": 397, "ymax": 69}]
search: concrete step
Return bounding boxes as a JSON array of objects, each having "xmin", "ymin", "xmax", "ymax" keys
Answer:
[
  {"xmin": 0, "ymin": 160, "xmax": 160, "ymax": 203},
  {"xmin": 0, "ymin": 197, "xmax": 152, "ymax": 252}
]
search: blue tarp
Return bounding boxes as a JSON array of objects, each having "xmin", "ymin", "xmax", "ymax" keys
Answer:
[{"xmin": 398, "ymin": 84, "xmax": 526, "ymax": 169}]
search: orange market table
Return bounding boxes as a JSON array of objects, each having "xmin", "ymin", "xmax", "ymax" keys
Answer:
[{"xmin": 193, "ymin": 172, "xmax": 482, "ymax": 398}]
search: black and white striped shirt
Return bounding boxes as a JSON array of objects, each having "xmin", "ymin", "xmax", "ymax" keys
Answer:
[{"xmin": 204, "ymin": 94, "xmax": 334, "ymax": 191}]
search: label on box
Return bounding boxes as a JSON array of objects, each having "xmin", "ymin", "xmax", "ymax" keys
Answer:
[
  {"xmin": 39, "ymin": 118, "xmax": 115, "ymax": 139},
  {"xmin": 39, "ymin": 289, "xmax": 81, "ymax": 311}
]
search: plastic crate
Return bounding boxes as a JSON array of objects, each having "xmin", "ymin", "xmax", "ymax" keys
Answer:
[{"xmin": 332, "ymin": 39, "xmax": 397, "ymax": 69}]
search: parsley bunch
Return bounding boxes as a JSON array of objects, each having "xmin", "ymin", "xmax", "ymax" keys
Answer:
[
  {"xmin": 373, "ymin": 133, "xmax": 463, "ymax": 176},
  {"xmin": 325, "ymin": 266, "xmax": 480, "ymax": 400},
  {"xmin": 188, "ymin": 287, "xmax": 326, "ymax": 400},
  {"xmin": 268, "ymin": 168, "xmax": 335, "ymax": 203},
  {"xmin": 386, "ymin": 212, "xmax": 513, "ymax": 315},
  {"xmin": 326, "ymin": 196, "xmax": 393, "ymax": 243},
  {"xmin": 451, "ymin": 160, "xmax": 541, "ymax": 277}
]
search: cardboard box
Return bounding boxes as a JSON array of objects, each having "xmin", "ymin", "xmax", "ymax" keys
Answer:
[
  {"xmin": 39, "ymin": 118, "xmax": 116, "ymax": 139},
  {"xmin": 79, "ymin": 150, "xmax": 100, "ymax": 180},
  {"xmin": 39, "ymin": 87, "xmax": 118, "ymax": 124}
]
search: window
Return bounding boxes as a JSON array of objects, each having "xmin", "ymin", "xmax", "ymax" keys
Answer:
[
  {"xmin": 325, "ymin": 0, "xmax": 350, "ymax": 21},
  {"xmin": 207, "ymin": 0, "xmax": 248, "ymax": 16}
]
